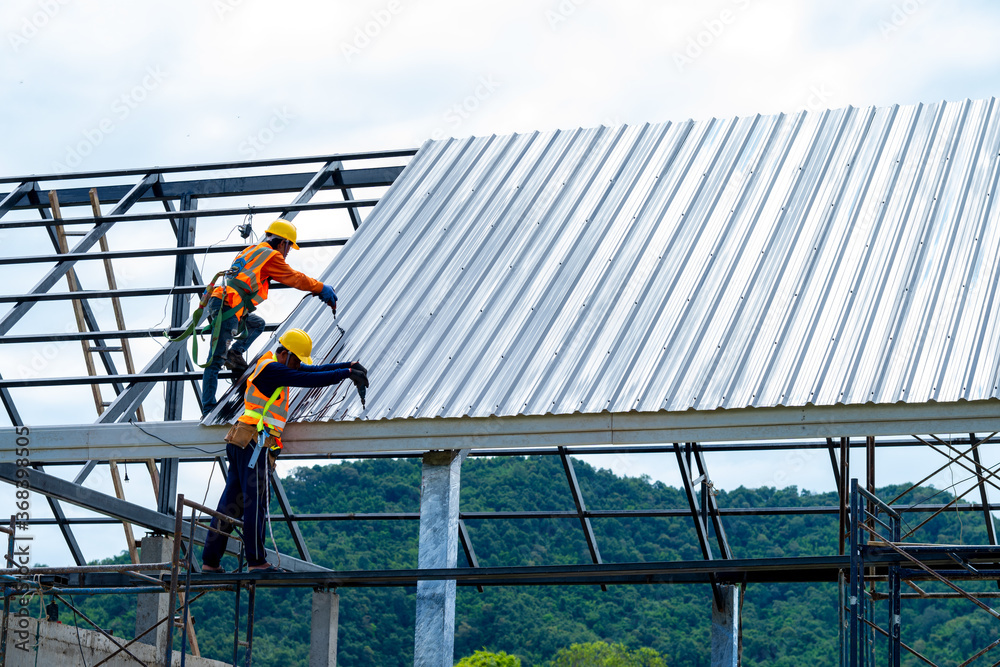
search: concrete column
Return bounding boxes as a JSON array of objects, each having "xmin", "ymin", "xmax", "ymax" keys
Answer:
[
  {"xmin": 711, "ymin": 585, "xmax": 741, "ymax": 667},
  {"xmin": 309, "ymin": 589, "xmax": 340, "ymax": 667},
  {"xmin": 135, "ymin": 535, "xmax": 173, "ymax": 653},
  {"xmin": 413, "ymin": 449, "xmax": 467, "ymax": 667}
]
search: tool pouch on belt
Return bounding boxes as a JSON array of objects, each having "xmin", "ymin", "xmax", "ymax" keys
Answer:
[
  {"xmin": 224, "ymin": 422, "xmax": 280, "ymax": 451},
  {"xmin": 224, "ymin": 422, "xmax": 258, "ymax": 449}
]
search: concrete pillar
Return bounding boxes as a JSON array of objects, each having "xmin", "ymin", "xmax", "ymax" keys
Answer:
[
  {"xmin": 135, "ymin": 535, "xmax": 173, "ymax": 653},
  {"xmin": 711, "ymin": 585, "xmax": 741, "ymax": 667},
  {"xmin": 309, "ymin": 589, "xmax": 340, "ymax": 667},
  {"xmin": 413, "ymin": 449, "xmax": 467, "ymax": 667}
]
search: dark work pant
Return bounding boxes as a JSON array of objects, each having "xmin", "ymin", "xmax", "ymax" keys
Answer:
[
  {"xmin": 200, "ymin": 296, "xmax": 266, "ymax": 415},
  {"xmin": 201, "ymin": 442, "xmax": 272, "ymax": 568}
]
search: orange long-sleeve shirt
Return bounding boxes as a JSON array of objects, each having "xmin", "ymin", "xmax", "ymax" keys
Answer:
[{"xmin": 212, "ymin": 244, "xmax": 323, "ymax": 316}]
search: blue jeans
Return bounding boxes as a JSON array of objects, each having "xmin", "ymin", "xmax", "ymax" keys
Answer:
[
  {"xmin": 200, "ymin": 296, "xmax": 265, "ymax": 415},
  {"xmin": 201, "ymin": 442, "xmax": 272, "ymax": 568}
]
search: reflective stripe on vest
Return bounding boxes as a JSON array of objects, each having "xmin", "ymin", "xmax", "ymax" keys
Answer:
[
  {"xmin": 237, "ymin": 352, "xmax": 288, "ymax": 437},
  {"xmin": 211, "ymin": 242, "xmax": 277, "ymax": 315}
]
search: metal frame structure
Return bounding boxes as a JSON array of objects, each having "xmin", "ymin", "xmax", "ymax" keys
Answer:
[{"xmin": 3, "ymin": 152, "xmax": 1000, "ymax": 666}]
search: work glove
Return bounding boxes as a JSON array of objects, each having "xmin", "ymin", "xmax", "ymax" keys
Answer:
[
  {"xmin": 348, "ymin": 362, "xmax": 369, "ymax": 388},
  {"xmin": 349, "ymin": 361, "xmax": 369, "ymax": 408},
  {"xmin": 318, "ymin": 284, "xmax": 338, "ymax": 316},
  {"xmin": 268, "ymin": 446, "xmax": 280, "ymax": 470}
]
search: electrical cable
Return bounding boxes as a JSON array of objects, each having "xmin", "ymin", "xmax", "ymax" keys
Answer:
[
  {"xmin": 70, "ymin": 594, "xmax": 88, "ymax": 667},
  {"xmin": 147, "ymin": 220, "xmax": 245, "ymax": 348},
  {"xmin": 129, "ymin": 419, "xmax": 220, "ymax": 455},
  {"xmin": 265, "ymin": 461, "xmax": 280, "ymax": 569}
]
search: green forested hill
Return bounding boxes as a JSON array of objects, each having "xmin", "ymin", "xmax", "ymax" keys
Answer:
[{"xmin": 67, "ymin": 455, "xmax": 997, "ymax": 666}]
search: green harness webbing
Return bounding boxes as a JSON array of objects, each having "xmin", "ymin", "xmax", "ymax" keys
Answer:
[
  {"xmin": 244, "ymin": 385, "xmax": 283, "ymax": 469},
  {"xmin": 164, "ymin": 271, "xmax": 258, "ymax": 368}
]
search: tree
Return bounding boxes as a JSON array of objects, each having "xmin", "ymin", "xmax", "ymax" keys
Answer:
[
  {"xmin": 548, "ymin": 641, "xmax": 667, "ymax": 667},
  {"xmin": 455, "ymin": 649, "xmax": 522, "ymax": 666}
]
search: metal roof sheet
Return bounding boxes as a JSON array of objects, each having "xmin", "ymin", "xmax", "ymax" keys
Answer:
[{"xmin": 208, "ymin": 98, "xmax": 1000, "ymax": 427}]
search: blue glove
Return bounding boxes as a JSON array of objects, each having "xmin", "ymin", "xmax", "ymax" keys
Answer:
[{"xmin": 319, "ymin": 284, "xmax": 337, "ymax": 308}]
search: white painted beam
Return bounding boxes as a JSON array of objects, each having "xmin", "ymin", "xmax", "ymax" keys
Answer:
[{"xmin": 4, "ymin": 399, "xmax": 1000, "ymax": 464}]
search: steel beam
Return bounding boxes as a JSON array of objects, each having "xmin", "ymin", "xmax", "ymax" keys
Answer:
[
  {"xmin": 0, "ymin": 181, "xmax": 34, "ymax": 218},
  {"xmin": 279, "ymin": 160, "xmax": 341, "ymax": 221},
  {"xmin": 0, "ymin": 463, "xmax": 326, "ymax": 572},
  {"xmin": 0, "ymin": 371, "xmax": 234, "ymax": 389},
  {"xmin": 675, "ymin": 442, "xmax": 724, "ymax": 608},
  {"xmin": 0, "ymin": 151, "xmax": 414, "ymax": 186},
  {"xmin": 34, "ymin": 465, "xmax": 87, "ymax": 566},
  {"xmin": 331, "ymin": 164, "xmax": 363, "ymax": 229},
  {"xmin": 971, "ymin": 433, "xmax": 999, "ymax": 545},
  {"xmin": 0, "ymin": 198, "xmax": 378, "ymax": 230},
  {"xmin": 3, "ymin": 343, "xmax": 87, "ymax": 564},
  {"xmin": 165, "ymin": 195, "xmax": 197, "ymax": 422},
  {"xmin": 839, "ymin": 437, "xmax": 849, "ymax": 555},
  {"xmin": 558, "ymin": 446, "xmax": 605, "ymax": 592},
  {"xmin": 0, "ymin": 237, "xmax": 348, "ymax": 266},
  {"xmin": 10, "ymin": 401, "xmax": 1000, "ymax": 463},
  {"xmin": 157, "ymin": 459, "xmax": 179, "ymax": 516},
  {"xmin": 0, "ymin": 279, "xmax": 306, "ymax": 303},
  {"xmin": 22, "ymin": 500, "xmax": 1000, "ymax": 526},
  {"xmin": 0, "ymin": 325, "xmax": 276, "ymax": 345},
  {"xmin": 0, "ymin": 173, "xmax": 159, "ymax": 337},
  {"xmin": 0, "ymin": 378, "xmax": 20, "ymax": 426},
  {"xmin": 271, "ymin": 476, "xmax": 312, "ymax": 563},
  {"xmin": 97, "ymin": 343, "xmax": 185, "ymax": 424},
  {"xmin": 692, "ymin": 446, "xmax": 733, "ymax": 560},
  {"xmin": 458, "ymin": 519, "xmax": 484, "ymax": 593}
]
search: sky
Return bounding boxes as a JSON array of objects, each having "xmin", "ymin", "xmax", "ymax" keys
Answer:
[{"xmin": 3, "ymin": 0, "xmax": 1000, "ymax": 565}]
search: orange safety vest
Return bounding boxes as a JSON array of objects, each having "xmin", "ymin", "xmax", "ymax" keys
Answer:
[
  {"xmin": 237, "ymin": 352, "xmax": 288, "ymax": 440},
  {"xmin": 211, "ymin": 242, "xmax": 278, "ymax": 318}
]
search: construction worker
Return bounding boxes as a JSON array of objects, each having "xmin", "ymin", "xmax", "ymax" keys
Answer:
[
  {"xmin": 200, "ymin": 219, "xmax": 338, "ymax": 416},
  {"xmin": 201, "ymin": 328, "xmax": 368, "ymax": 573}
]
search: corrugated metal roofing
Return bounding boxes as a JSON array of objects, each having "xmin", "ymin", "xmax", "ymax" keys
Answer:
[{"xmin": 208, "ymin": 98, "xmax": 1000, "ymax": 426}]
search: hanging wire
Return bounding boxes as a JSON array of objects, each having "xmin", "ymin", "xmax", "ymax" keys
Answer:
[
  {"xmin": 265, "ymin": 463, "xmax": 281, "ymax": 570},
  {"xmin": 146, "ymin": 220, "xmax": 247, "ymax": 347},
  {"xmin": 237, "ymin": 206, "xmax": 255, "ymax": 241}
]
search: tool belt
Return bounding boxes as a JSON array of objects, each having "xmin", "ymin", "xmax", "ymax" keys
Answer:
[{"xmin": 224, "ymin": 421, "xmax": 279, "ymax": 450}]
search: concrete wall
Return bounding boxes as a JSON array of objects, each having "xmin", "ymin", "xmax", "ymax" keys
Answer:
[{"xmin": 6, "ymin": 617, "xmax": 228, "ymax": 667}]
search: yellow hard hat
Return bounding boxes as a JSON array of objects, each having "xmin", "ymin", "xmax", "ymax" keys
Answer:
[
  {"xmin": 265, "ymin": 219, "xmax": 300, "ymax": 249},
  {"xmin": 278, "ymin": 328, "xmax": 313, "ymax": 364}
]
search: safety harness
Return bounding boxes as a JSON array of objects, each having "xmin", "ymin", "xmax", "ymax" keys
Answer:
[{"xmin": 165, "ymin": 246, "xmax": 270, "ymax": 368}]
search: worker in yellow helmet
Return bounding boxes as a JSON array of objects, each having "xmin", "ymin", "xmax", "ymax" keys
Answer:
[
  {"xmin": 201, "ymin": 328, "xmax": 368, "ymax": 573},
  {"xmin": 200, "ymin": 219, "xmax": 338, "ymax": 416}
]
